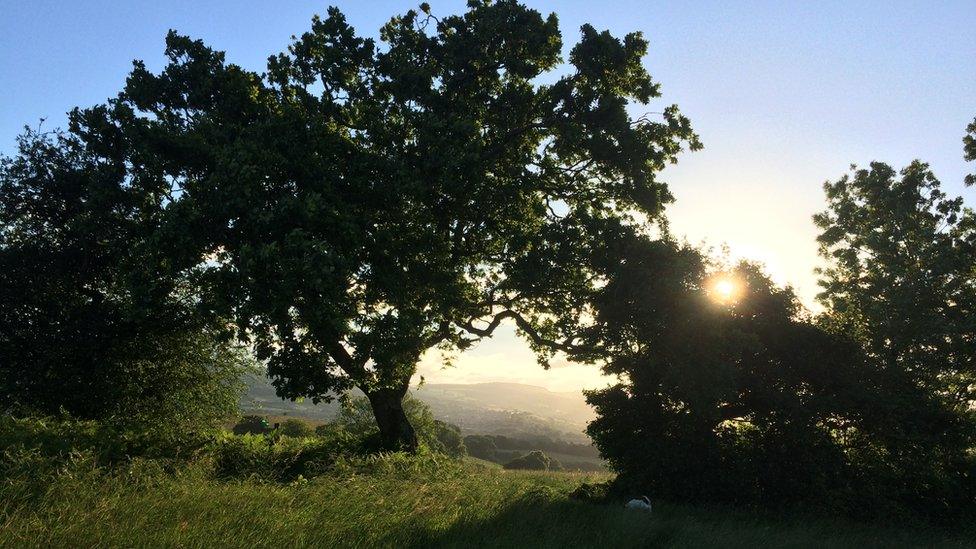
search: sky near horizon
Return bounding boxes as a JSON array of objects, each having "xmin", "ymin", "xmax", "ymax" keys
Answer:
[{"xmin": 2, "ymin": 1, "xmax": 974, "ymax": 392}]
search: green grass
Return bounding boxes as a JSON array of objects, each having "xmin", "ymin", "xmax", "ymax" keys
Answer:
[{"xmin": 1, "ymin": 455, "xmax": 972, "ymax": 549}]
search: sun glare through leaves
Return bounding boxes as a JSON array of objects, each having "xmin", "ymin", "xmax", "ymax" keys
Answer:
[{"xmin": 709, "ymin": 275, "xmax": 742, "ymax": 304}]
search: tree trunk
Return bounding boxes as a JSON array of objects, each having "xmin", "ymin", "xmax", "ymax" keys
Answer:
[{"xmin": 366, "ymin": 386, "xmax": 418, "ymax": 452}]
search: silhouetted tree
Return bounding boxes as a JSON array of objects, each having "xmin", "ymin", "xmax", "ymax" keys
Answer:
[
  {"xmin": 812, "ymin": 159, "xmax": 976, "ymax": 515},
  {"xmin": 576, "ymin": 227, "xmax": 974, "ymax": 516},
  {"xmin": 58, "ymin": 1, "xmax": 698, "ymax": 449}
]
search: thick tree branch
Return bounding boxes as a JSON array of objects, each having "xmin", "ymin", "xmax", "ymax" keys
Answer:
[
  {"xmin": 455, "ymin": 309, "xmax": 581, "ymax": 354},
  {"xmin": 328, "ymin": 341, "xmax": 369, "ymax": 381}
]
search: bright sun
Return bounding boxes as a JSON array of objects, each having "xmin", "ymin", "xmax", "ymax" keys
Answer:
[{"xmin": 711, "ymin": 277, "xmax": 741, "ymax": 303}]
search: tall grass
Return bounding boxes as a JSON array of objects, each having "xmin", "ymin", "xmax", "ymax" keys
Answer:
[{"xmin": 1, "ymin": 450, "xmax": 972, "ymax": 549}]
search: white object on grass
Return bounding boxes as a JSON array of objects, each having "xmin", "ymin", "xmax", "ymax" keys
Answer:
[{"xmin": 625, "ymin": 496, "xmax": 652, "ymax": 512}]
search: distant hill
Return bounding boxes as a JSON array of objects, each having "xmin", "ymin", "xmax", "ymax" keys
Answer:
[
  {"xmin": 412, "ymin": 382, "xmax": 594, "ymax": 443},
  {"xmin": 241, "ymin": 375, "xmax": 341, "ymax": 421},
  {"xmin": 241, "ymin": 376, "xmax": 595, "ymax": 444}
]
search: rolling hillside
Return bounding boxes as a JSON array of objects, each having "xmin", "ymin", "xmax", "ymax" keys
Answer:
[{"xmin": 242, "ymin": 376, "xmax": 595, "ymax": 444}]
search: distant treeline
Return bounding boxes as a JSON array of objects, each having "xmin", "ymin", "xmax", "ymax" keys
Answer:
[{"xmin": 464, "ymin": 434, "xmax": 600, "ymax": 460}]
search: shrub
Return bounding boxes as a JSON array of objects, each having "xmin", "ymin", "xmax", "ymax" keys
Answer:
[
  {"xmin": 211, "ymin": 433, "xmax": 338, "ymax": 482},
  {"xmin": 278, "ymin": 419, "xmax": 314, "ymax": 438},
  {"xmin": 0, "ymin": 415, "xmax": 212, "ymax": 468},
  {"xmin": 569, "ymin": 481, "xmax": 610, "ymax": 502},
  {"xmin": 232, "ymin": 415, "xmax": 271, "ymax": 436},
  {"xmin": 503, "ymin": 450, "xmax": 560, "ymax": 471},
  {"xmin": 432, "ymin": 420, "xmax": 466, "ymax": 458},
  {"xmin": 463, "ymin": 435, "xmax": 498, "ymax": 461}
]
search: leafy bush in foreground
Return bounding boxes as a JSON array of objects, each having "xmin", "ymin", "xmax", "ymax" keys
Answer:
[
  {"xmin": 0, "ymin": 416, "xmax": 363, "ymax": 483},
  {"xmin": 0, "ymin": 129, "xmax": 254, "ymax": 434},
  {"xmin": 278, "ymin": 419, "xmax": 315, "ymax": 438},
  {"xmin": 0, "ymin": 415, "xmax": 212, "ymax": 467},
  {"xmin": 212, "ymin": 433, "xmax": 337, "ymax": 481}
]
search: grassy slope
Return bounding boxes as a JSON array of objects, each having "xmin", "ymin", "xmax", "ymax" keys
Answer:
[{"xmin": 1, "ymin": 458, "xmax": 972, "ymax": 549}]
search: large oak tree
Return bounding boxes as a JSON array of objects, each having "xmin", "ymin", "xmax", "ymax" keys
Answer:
[{"xmin": 36, "ymin": 1, "xmax": 700, "ymax": 449}]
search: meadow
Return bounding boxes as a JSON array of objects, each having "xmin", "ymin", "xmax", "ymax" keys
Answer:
[{"xmin": 2, "ymin": 446, "xmax": 972, "ymax": 549}]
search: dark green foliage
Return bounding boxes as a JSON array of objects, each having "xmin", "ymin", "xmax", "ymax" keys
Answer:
[
  {"xmin": 314, "ymin": 422, "xmax": 343, "ymax": 439},
  {"xmin": 330, "ymin": 395, "xmax": 466, "ymax": 457},
  {"xmin": 0, "ymin": 416, "xmax": 213, "ymax": 470},
  {"xmin": 814, "ymin": 161, "xmax": 976, "ymax": 407},
  {"xmin": 463, "ymin": 435, "xmax": 498, "ymax": 461},
  {"xmin": 0, "ymin": 415, "xmax": 351, "ymax": 484},
  {"xmin": 811, "ymin": 159, "xmax": 976, "ymax": 518},
  {"xmin": 48, "ymin": 1, "xmax": 697, "ymax": 449},
  {"xmin": 569, "ymin": 481, "xmax": 610, "ymax": 502},
  {"xmin": 0, "ymin": 128, "xmax": 251, "ymax": 432},
  {"xmin": 278, "ymin": 419, "xmax": 314, "ymax": 438},
  {"xmin": 432, "ymin": 420, "xmax": 466, "ymax": 459},
  {"xmin": 578, "ymin": 231, "xmax": 975, "ymax": 519},
  {"xmin": 212, "ymin": 434, "xmax": 338, "ymax": 481},
  {"xmin": 503, "ymin": 450, "xmax": 560, "ymax": 471},
  {"xmin": 965, "ymin": 117, "xmax": 975, "ymax": 186},
  {"xmin": 232, "ymin": 415, "xmax": 271, "ymax": 436},
  {"xmin": 463, "ymin": 433, "xmax": 599, "ymax": 464}
]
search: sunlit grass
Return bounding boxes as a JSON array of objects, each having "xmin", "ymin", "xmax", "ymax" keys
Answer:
[{"xmin": 1, "ymin": 456, "xmax": 971, "ymax": 548}]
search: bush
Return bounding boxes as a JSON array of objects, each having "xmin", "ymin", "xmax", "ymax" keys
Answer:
[
  {"xmin": 278, "ymin": 419, "xmax": 314, "ymax": 438},
  {"xmin": 503, "ymin": 450, "xmax": 560, "ymax": 471},
  {"xmin": 232, "ymin": 415, "xmax": 271, "ymax": 436},
  {"xmin": 432, "ymin": 420, "xmax": 466, "ymax": 458},
  {"xmin": 0, "ymin": 415, "xmax": 213, "ymax": 469},
  {"xmin": 0, "ymin": 127, "xmax": 255, "ymax": 435},
  {"xmin": 463, "ymin": 435, "xmax": 498, "ymax": 461},
  {"xmin": 569, "ymin": 481, "xmax": 610, "ymax": 502},
  {"xmin": 212, "ymin": 433, "xmax": 338, "ymax": 481},
  {"xmin": 0, "ymin": 415, "xmax": 381, "ymax": 485}
]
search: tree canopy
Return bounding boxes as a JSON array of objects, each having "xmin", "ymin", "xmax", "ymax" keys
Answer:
[
  {"xmin": 814, "ymin": 161, "xmax": 976, "ymax": 407},
  {"xmin": 0, "ymin": 128, "xmax": 250, "ymax": 431},
  {"xmin": 580, "ymin": 228, "xmax": 974, "ymax": 516},
  {"xmin": 44, "ymin": 1, "xmax": 699, "ymax": 448}
]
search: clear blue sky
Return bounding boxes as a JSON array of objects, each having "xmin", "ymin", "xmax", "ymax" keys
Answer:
[{"xmin": 2, "ymin": 1, "xmax": 974, "ymax": 390}]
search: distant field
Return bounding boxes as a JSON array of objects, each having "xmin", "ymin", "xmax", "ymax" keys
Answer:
[{"xmin": 2, "ymin": 457, "xmax": 971, "ymax": 548}]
